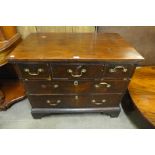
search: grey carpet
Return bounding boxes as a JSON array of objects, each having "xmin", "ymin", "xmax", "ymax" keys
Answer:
[{"xmin": 0, "ymin": 99, "xmax": 152, "ymax": 129}]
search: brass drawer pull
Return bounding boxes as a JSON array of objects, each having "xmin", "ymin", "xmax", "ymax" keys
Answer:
[
  {"xmin": 41, "ymin": 84, "xmax": 59, "ymax": 89},
  {"xmin": 46, "ymin": 99, "xmax": 61, "ymax": 106},
  {"xmin": 94, "ymin": 82, "xmax": 111, "ymax": 88},
  {"xmin": 109, "ymin": 66, "xmax": 128, "ymax": 73},
  {"xmin": 91, "ymin": 99, "xmax": 106, "ymax": 105},
  {"xmin": 67, "ymin": 69, "xmax": 86, "ymax": 78},
  {"xmin": 24, "ymin": 68, "xmax": 44, "ymax": 76}
]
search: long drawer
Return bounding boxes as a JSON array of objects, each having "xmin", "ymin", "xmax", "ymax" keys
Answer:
[
  {"xmin": 28, "ymin": 94, "xmax": 123, "ymax": 108},
  {"xmin": 24, "ymin": 80, "xmax": 129, "ymax": 94}
]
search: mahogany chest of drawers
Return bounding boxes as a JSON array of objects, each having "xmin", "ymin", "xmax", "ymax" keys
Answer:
[{"xmin": 8, "ymin": 33, "xmax": 144, "ymax": 118}]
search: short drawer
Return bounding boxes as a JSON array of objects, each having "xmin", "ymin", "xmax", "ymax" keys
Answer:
[
  {"xmin": 104, "ymin": 64, "xmax": 135, "ymax": 79},
  {"xmin": 28, "ymin": 94, "xmax": 122, "ymax": 108},
  {"xmin": 51, "ymin": 63, "xmax": 104, "ymax": 79},
  {"xmin": 24, "ymin": 80, "xmax": 129, "ymax": 94},
  {"xmin": 17, "ymin": 63, "xmax": 50, "ymax": 79},
  {"xmin": 92, "ymin": 79, "xmax": 129, "ymax": 93}
]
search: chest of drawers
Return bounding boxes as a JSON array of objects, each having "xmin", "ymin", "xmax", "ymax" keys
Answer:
[{"xmin": 8, "ymin": 33, "xmax": 144, "ymax": 118}]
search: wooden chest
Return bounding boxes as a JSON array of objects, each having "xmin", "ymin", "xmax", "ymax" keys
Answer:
[{"xmin": 8, "ymin": 33, "xmax": 144, "ymax": 118}]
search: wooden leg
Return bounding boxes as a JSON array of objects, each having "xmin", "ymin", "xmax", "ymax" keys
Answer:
[
  {"xmin": 31, "ymin": 113, "xmax": 43, "ymax": 119},
  {"xmin": 31, "ymin": 111, "xmax": 45, "ymax": 119},
  {"xmin": 109, "ymin": 111, "xmax": 120, "ymax": 118},
  {"xmin": 101, "ymin": 112, "xmax": 120, "ymax": 117},
  {"xmin": 100, "ymin": 107, "xmax": 121, "ymax": 118}
]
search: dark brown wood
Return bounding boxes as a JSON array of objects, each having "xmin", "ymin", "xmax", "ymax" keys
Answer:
[
  {"xmin": 17, "ymin": 62, "xmax": 135, "ymax": 80},
  {"xmin": 0, "ymin": 63, "xmax": 18, "ymax": 79},
  {"xmin": 28, "ymin": 94, "xmax": 123, "ymax": 108},
  {"xmin": 51, "ymin": 63, "xmax": 104, "ymax": 79},
  {"xmin": 7, "ymin": 32, "xmax": 143, "ymax": 118},
  {"xmin": 24, "ymin": 79, "xmax": 129, "ymax": 94},
  {"xmin": 31, "ymin": 107, "xmax": 121, "ymax": 119},
  {"xmin": 104, "ymin": 64, "xmax": 135, "ymax": 79},
  {"xmin": 17, "ymin": 63, "xmax": 51, "ymax": 80},
  {"xmin": 8, "ymin": 33, "xmax": 144, "ymax": 62}
]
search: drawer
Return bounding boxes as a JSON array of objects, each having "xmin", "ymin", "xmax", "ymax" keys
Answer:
[
  {"xmin": 104, "ymin": 64, "xmax": 135, "ymax": 79},
  {"xmin": 51, "ymin": 64, "xmax": 104, "ymax": 79},
  {"xmin": 17, "ymin": 63, "xmax": 50, "ymax": 79},
  {"xmin": 92, "ymin": 79, "xmax": 129, "ymax": 93},
  {"xmin": 28, "ymin": 94, "xmax": 122, "ymax": 108},
  {"xmin": 25, "ymin": 80, "xmax": 92, "ymax": 94},
  {"xmin": 24, "ymin": 80, "xmax": 129, "ymax": 94}
]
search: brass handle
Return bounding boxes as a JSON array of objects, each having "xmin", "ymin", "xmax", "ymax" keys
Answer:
[
  {"xmin": 41, "ymin": 84, "xmax": 59, "ymax": 89},
  {"xmin": 67, "ymin": 69, "xmax": 86, "ymax": 78},
  {"xmin": 94, "ymin": 82, "xmax": 111, "ymax": 88},
  {"xmin": 24, "ymin": 68, "xmax": 44, "ymax": 76},
  {"xmin": 109, "ymin": 66, "xmax": 127, "ymax": 73},
  {"xmin": 46, "ymin": 99, "xmax": 61, "ymax": 106},
  {"xmin": 91, "ymin": 99, "xmax": 106, "ymax": 105}
]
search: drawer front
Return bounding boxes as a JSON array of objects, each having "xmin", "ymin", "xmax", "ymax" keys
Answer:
[
  {"xmin": 51, "ymin": 64, "xmax": 104, "ymax": 79},
  {"xmin": 18, "ymin": 63, "xmax": 50, "ymax": 79},
  {"xmin": 28, "ymin": 94, "xmax": 122, "ymax": 108},
  {"xmin": 25, "ymin": 80, "xmax": 92, "ymax": 94},
  {"xmin": 104, "ymin": 64, "xmax": 135, "ymax": 78},
  {"xmin": 92, "ymin": 80, "xmax": 129, "ymax": 93},
  {"xmin": 25, "ymin": 80, "xmax": 129, "ymax": 94}
]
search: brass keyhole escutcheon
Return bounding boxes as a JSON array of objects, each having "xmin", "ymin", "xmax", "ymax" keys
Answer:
[{"xmin": 74, "ymin": 81, "xmax": 78, "ymax": 86}]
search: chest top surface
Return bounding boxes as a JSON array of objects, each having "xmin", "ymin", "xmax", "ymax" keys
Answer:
[{"xmin": 8, "ymin": 33, "xmax": 144, "ymax": 62}]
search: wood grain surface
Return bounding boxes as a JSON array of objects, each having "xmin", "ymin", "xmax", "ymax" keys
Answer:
[
  {"xmin": 8, "ymin": 32, "xmax": 143, "ymax": 118},
  {"xmin": 0, "ymin": 79, "xmax": 26, "ymax": 110},
  {"xmin": 128, "ymin": 66, "xmax": 155, "ymax": 126},
  {"xmin": 8, "ymin": 33, "xmax": 144, "ymax": 62},
  {"xmin": 0, "ymin": 26, "xmax": 26, "ymax": 110}
]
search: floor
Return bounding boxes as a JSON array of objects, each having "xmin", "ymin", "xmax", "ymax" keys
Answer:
[{"xmin": 0, "ymin": 99, "xmax": 153, "ymax": 129}]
